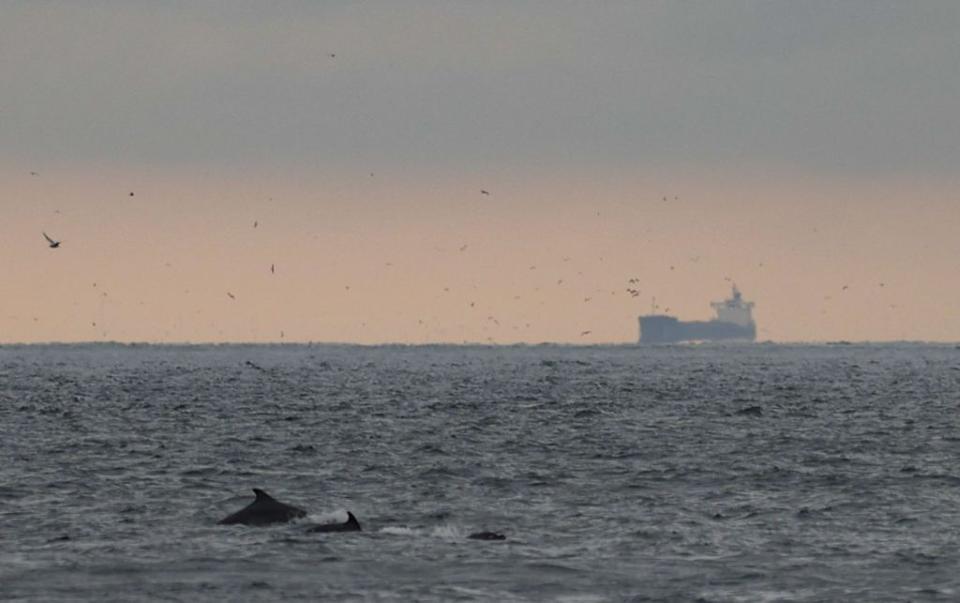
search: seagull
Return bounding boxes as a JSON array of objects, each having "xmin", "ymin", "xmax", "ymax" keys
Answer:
[
  {"xmin": 480, "ymin": 190, "xmax": 490, "ymax": 196},
  {"xmin": 270, "ymin": 264, "xmax": 275, "ymax": 274},
  {"xmin": 227, "ymin": 292, "xmax": 236, "ymax": 300},
  {"xmin": 580, "ymin": 330, "xmax": 591, "ymax": 336},
  {"xmin": 43, "ymin": 232, "xmax": 60, "ymax": 248}
]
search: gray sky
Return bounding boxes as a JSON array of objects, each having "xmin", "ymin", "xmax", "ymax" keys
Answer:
[
  {"xmin": 4, "ymin": 1, "xmax": 959, "ymax": 174},
  {"xmin": 2, "ymin": 2, "xmax": 959, "ymax": 343}
]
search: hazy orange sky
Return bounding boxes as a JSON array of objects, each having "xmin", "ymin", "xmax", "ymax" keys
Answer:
[{"xmin": 3, "ymin": 2, "xmax": 959, "ymax": 343}]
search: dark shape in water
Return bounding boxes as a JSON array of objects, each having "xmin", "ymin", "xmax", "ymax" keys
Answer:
[
  {"xmin": 219, "ymin": 489, "xmax": 307, "ymax": 526},
  {"xmin": 307, "ymin": 511, "xmax": 362, "ymax": 533},
  {"xmin": 735, "ymin": 405, "xmax": 764, "ymax": 417},
  {"xmin": 468, "ymin": 531, "xmax": 506, "ymax": 541}
]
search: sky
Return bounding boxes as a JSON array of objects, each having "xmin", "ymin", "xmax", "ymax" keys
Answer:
[{"xmin": 2, "ymin": 1, "xmax": 959, "ymax": 343}]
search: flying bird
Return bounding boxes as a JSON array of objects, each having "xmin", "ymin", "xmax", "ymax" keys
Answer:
[
  {"xmin": 480, "ymin": 190, "xmax": 490, "ymax": 196},
  {"xmin": 270, "ymin": 264, "xmax": 275, "ymax": 274},
  {"xmin": 227, "ymin": 292, "xmax": 236, "ymax": 300},
  {"xmin": 42, "ymin": 232, "xmax": 60, "ymax": 248}
]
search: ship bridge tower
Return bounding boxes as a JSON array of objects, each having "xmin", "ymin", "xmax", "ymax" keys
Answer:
[{"xmin": 710, "ymin": 285, "xmax": 755, "ymax": 327}]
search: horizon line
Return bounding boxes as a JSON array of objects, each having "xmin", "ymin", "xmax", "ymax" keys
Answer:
[{"xmin": 1, "ymin": 339, "xmax": 956, "ymax": 347}]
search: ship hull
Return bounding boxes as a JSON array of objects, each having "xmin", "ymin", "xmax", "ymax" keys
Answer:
[{"xmin": 638, "ymin": 315, "xmax": 756, "ymax": 344}]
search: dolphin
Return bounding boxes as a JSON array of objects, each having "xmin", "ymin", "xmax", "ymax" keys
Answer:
[
  {"xmin": 468, "ymin": 531, "xmax": 506, "ymax": 541},
  {"xmin": 306, "ymin": 511, "xmax": 362, "ymax": 533},
  {"xmin": 218, "ymin": 489, "xmax": 307, "ymax": 526}
]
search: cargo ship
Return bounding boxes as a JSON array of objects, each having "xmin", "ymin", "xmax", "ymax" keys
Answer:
[{"xmin": 638, "ymin": 285, "xmax": 756, "ymax": 343}]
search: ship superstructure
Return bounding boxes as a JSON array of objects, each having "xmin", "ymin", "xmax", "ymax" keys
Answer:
[{"xmin": 638, "ymin": 285, "xmax": 756, "ymax": 343}]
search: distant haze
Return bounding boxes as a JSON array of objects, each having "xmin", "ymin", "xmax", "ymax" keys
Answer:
[{"xmin": 3, "ymin": 2, "xmax": 959, "ymax": 343}]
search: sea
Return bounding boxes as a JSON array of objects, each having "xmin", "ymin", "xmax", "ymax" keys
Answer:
[{"xmin": 1, "ymin": 342, "xmax": 959, "ymax": 602}]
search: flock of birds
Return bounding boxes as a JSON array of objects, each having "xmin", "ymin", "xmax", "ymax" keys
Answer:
[
  {"xmin": 36, "ymin": 186, "xmax": 672, "ymax": 340},
  {"xmin": 35, "ymin": 178, "xmax": 897, "ymax": 342}
]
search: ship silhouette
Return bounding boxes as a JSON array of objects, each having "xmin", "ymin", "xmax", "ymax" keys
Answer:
[{"xmin": 638, "ymin": 285, "xmax": 756, "ymax": 343}]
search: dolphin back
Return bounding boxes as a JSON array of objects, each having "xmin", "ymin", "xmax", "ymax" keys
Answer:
[
  {"xmin": 219, "ymin": 489, "xmax": 307, "ymax": 526},
  {"xmin": 306, "ymin": 510, "xmax": 362, "ymax": 533}
]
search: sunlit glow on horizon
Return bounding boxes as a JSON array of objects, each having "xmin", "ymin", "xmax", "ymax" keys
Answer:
[{"xmin": 3, "ymin": 164, "xmax": 957, "ymax": 344}]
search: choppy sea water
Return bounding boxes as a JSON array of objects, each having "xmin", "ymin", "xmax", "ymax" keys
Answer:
[{"xmin": 1, "ymin": 343, "xmax": 959, "ymax": 602}]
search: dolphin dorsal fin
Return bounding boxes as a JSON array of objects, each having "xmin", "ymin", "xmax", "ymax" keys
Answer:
[
  {"xmin": 252, "ymin": 489, "xmax": 275, "ymax": 502},
  {"xmin": 346, "ymin": 511, "xmax": 361, "ymax": 529}
]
